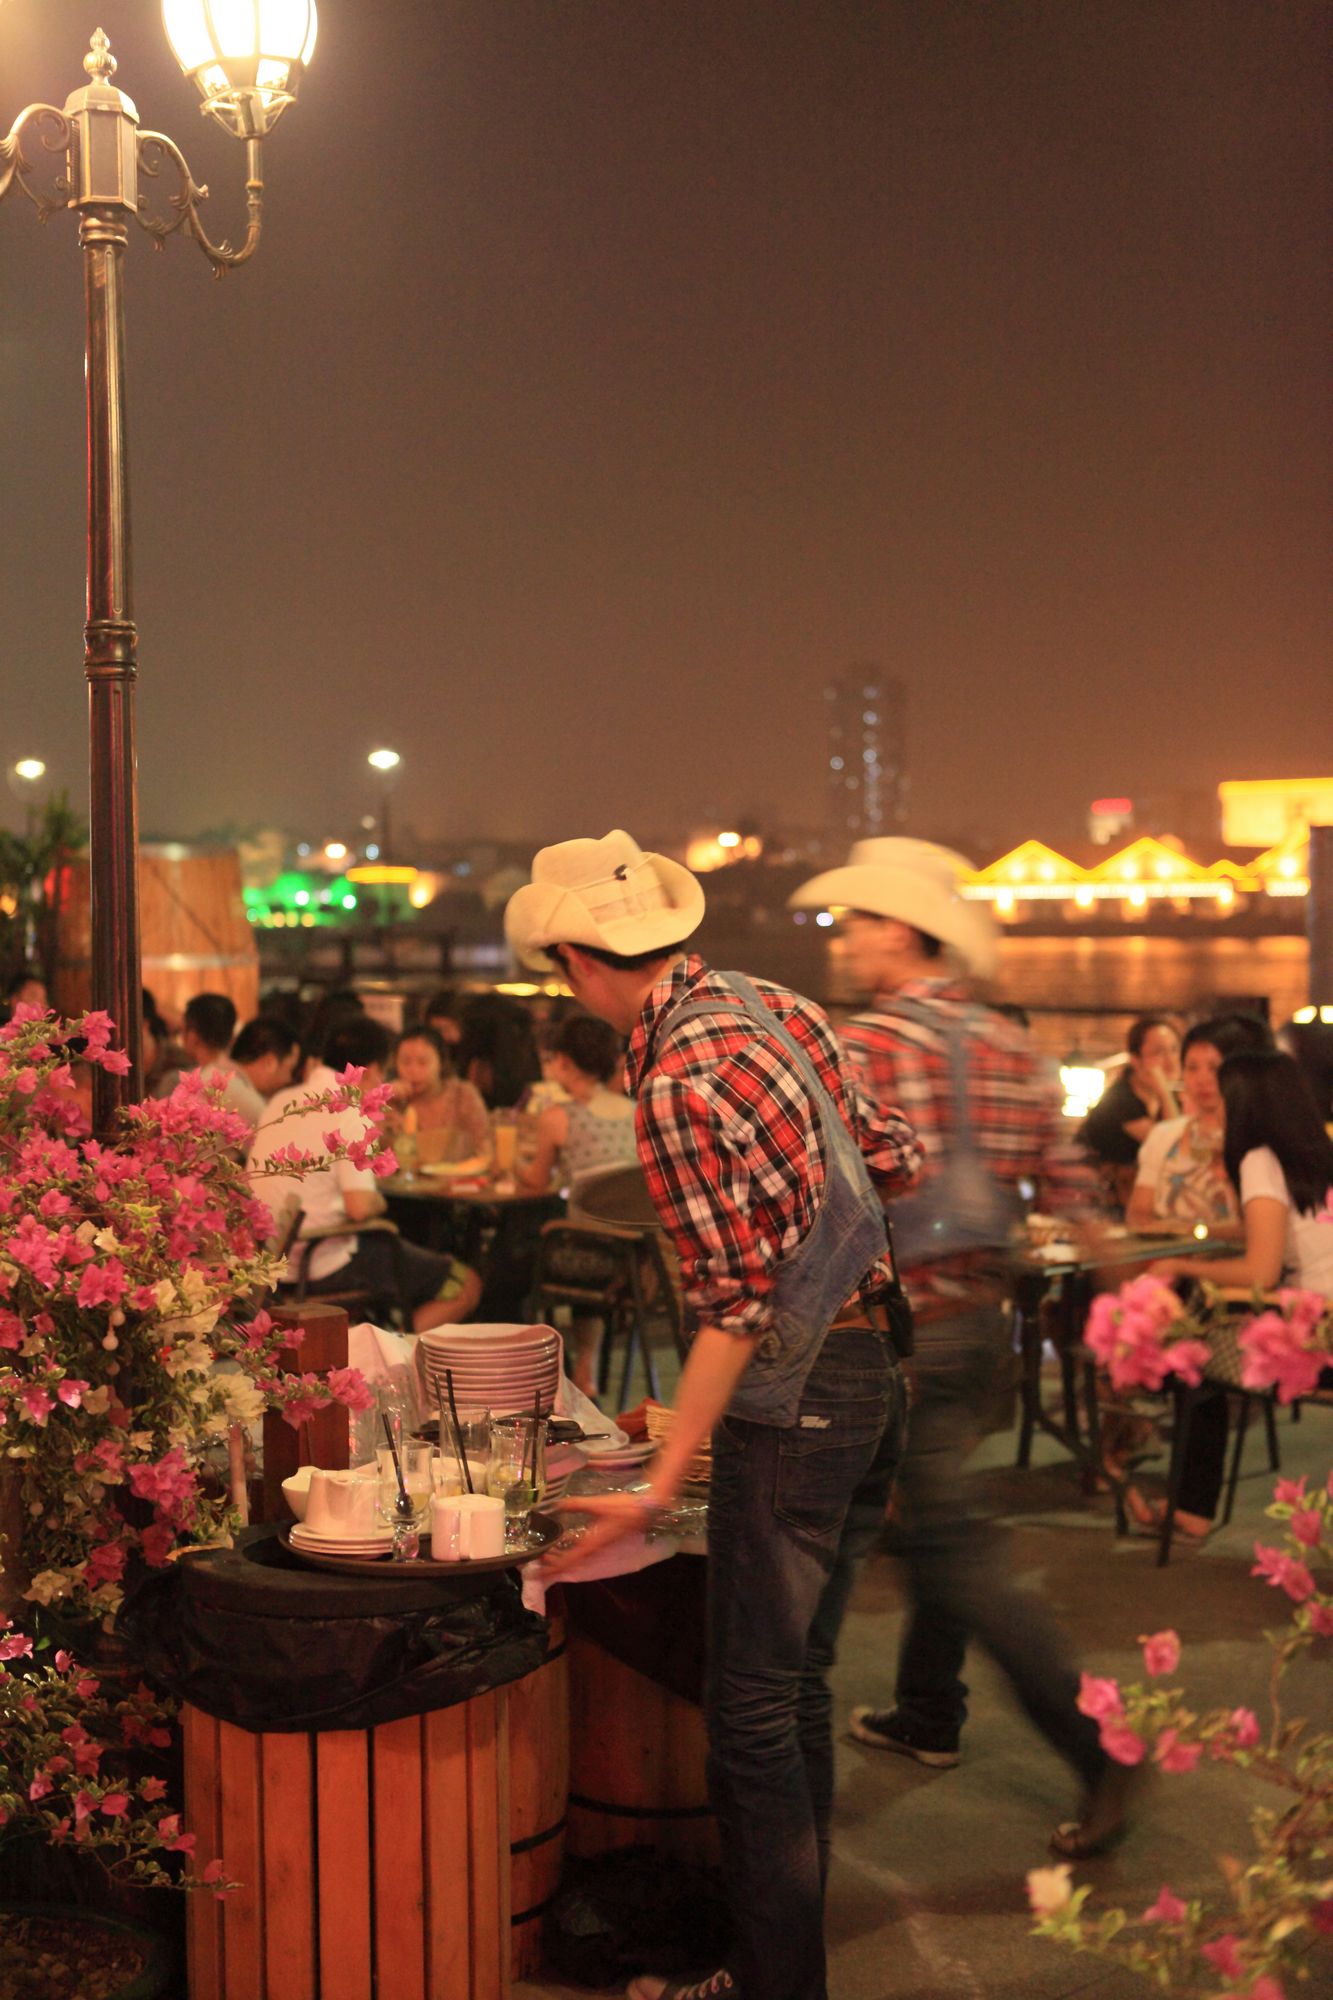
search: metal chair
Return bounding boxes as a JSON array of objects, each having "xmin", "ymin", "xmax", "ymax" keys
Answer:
[
  {"xmin": 534, "ymin": 1218, "xmax": 683, "ymax": 1410},
  {"xmin": 273, "ymin": 1204, "xmax": 416, "ymax": 1328}
]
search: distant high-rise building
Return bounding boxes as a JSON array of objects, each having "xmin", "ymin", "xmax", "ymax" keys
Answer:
[{"xmin": 824, "ymin": 666, "xmax": 906, "ymax": 844}]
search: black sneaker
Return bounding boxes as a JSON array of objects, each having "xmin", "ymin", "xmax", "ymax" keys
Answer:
[
  {"xmin": 848, "ymin": 1706, "xmax": 961, "ymax": 1767},
  {"xmin": 627, "ymin": 1972, "xmax": 739, "ymax": 2000}
]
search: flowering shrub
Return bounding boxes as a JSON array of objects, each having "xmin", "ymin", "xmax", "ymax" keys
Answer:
[
  {"xmin": 1085, "ymin": 1273, "xmax": 1332, "ymax": 1411},
  {"xmin": 0, "ymin": 1613, "xmax": 231, "ymax": 1893},
  {"xmin": 1027, "ymin": 1472, "xmax": 1333, "ymax": 1999},
  {"xmin": 0, "ymin": 1006, "xmax": 393, "ymax": 1625}
]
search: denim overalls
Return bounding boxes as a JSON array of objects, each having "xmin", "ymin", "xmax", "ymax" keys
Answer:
[
  {"xmin": 646, "ymin": 970, "xmax": 907, "ymax": 2000},
  {"xmin": 651, "ymin": 969, "xmax": 893, "ymax": 1422}
]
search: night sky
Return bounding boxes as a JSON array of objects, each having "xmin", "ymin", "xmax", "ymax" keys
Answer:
[{"xmin": 1, "ymin": 1, "xmax": 1328, "ymax": 860}]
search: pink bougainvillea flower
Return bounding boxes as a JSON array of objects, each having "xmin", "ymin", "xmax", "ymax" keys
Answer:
[
  {"xmin": 1308, "ymin": 1601, "xmax": 1333, "ymax": 1638},
  {"xmin": 1273, "ymin": 1475, "xmax": 1308, "ymax": 1506},
  {"xmin": 139, "ymin": 1775, "xmax": 168, "ymax": 1802},
  {"xmin": 27, "ymin": 1773, "xmax": 53, "ymax": 1801},
  {"xmin": 1152, "ymin": 1728, "xmax": 1202, "ymax": 1774},
  {"xmin": 0, "ymin": 1631, "xmax": 34, "ymax": 1661},
  {"xmin": 1251, "ymin": 1544, "xmax": 1316, "ymax": 1603},
  {"xmin": 1288, "ymin": 1506, "xmax": 1322, "ymax": 1548},
  {"xmin": 99, "ymin": 1792, "xmax": 130, "ymax": 1818},
  {"xmin": 1227, "ymin": 1707, "xmax": 1261, "ymax": 1749},
  {"xmin": 325, "ymin": 1366, "xmax": 375, "ymax": 1413},
  {"xmin": 1099, "ymin": 1722, "xmax": 1147, "ymax": 1766},
  {"xmin": 1141, "ymin": 1885, "xmax": 1187, "ymax": 1923},
  {"xmin": 1138, "ymin": 1629, "xmax": 1181, "ymax": 1677},
  {"xmin": 18, "ymin": 1385, "xmax": 53, "ymax": 1427},
  {"xmin": 1075, "ymin": 1674, "xmax": 1123, "ymax": 1722},
  {"xmin": 1201, "ymin": 1934, "xmax": 1246, "ymax": 1978},
  {"xmin": 57, "ymin": 1378, "xmax": 89, "ymax": 1408},
  {"xmin": 155, "ymin": 1813, "xmax": 197, "ymax": 1857}
]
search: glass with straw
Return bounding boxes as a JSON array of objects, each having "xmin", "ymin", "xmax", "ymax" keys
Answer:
[{"xmin": 486, "ymin": 1409, "xmax": 547, "ymax": 1546}]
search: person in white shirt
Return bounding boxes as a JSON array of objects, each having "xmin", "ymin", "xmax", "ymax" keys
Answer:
[
  {"xmin": 248, "ymin": 1015, "xmax": 480, "ymax": 1330},
  {"xmin": 1134, "ymin": 1050, "xmax": 1333, "ymax": 1538},
  {"xmin": 181, "ymin": 992, "xmax": 267, "ymax": 1138}
]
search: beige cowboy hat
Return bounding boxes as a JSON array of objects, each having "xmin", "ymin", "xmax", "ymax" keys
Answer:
[
  {"xmin": 504, "ymin": 829, "xmax": 706, "ymax": 972},
  {"xmin": 790, "ymin": 838, "xmax": 997, "ymax": 978}
]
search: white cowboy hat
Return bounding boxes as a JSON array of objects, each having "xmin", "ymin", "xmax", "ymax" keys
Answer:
[
  {"xmin": 789, "ymin": 838, "xmax": 997, "ymax": 978},
  {"xmin": 504, "ymin": 830, "xmax": 705, "ymax": 972}
]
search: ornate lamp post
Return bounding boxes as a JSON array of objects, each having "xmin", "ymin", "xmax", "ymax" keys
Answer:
[{"xmin": 0, "ymin": 4, "xmax": 317, "ymax": 1127}]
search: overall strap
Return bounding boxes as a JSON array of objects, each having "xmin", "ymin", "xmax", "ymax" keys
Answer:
[
  {"xmin": 882, "ymin": 995, "xmax": 980, "ymax": 1152},
  {"xmin": 654, "ymin": 973, "xmax": 842, "ymax": 1154}
]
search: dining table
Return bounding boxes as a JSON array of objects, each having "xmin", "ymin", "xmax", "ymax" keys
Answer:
[
  {"xmin": 383, "ymin": 1170, "xmax": 566, "ymax": 1319},
  {"xmin": 1010, "ymin": 1223, "xmax": 1234, "ymax": 1488}
]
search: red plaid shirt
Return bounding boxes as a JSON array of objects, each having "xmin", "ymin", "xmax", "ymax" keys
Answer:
[
  {"xmin": 625, "ymin": 955, "xmax": 922, "ymax": 1338},
  {"xmin": 840, "ymin": 977, "xmax": 1091, "ymax": 1316}
]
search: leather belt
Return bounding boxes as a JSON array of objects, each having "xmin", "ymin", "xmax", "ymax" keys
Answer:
[{"xmin": 830, "ymin": 1301, "xmax": 891, "ymax": 1335}]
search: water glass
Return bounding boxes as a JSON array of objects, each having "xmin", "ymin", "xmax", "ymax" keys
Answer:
[
  {"xmin": 375, "ymin": 1437, "xmax": 433, "ymax": 1557},
  {"xmin": 486, "ymin": 1414, "xmax": 547, "ymax": 1545}
]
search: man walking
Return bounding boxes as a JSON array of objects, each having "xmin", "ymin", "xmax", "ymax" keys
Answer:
[
  {"xmin": 506, "ymin": 831, "xmax": 920, "ymax": 2000},
  {"xmin": 792, "ymin": 838, "xmax": 1138, "ymax": 1860}
]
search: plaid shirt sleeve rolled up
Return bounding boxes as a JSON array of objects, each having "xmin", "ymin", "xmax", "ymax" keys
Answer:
[{"xmin": 627, "ymin": 957, "xmax": 921, "ymax": 1338}]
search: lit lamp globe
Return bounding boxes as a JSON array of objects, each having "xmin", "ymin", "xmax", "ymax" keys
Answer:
[
  {"xmin": 162, "ymin": 0, "xmax": 318, "ymax": 136},
  {"xmin": 368, "ymin": 749, "xmax": 401, "ymax": 774}
]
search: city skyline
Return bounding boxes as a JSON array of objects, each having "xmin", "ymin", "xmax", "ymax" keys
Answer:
[{"xmin": 2, "ymin": 1, "xmax": 1328, "ymax": 856}]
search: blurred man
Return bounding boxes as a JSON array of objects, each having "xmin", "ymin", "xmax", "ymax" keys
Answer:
[
  {"xmin": 231, "ymin": 1014, "xmax": 301, "ymax": 1101},
  {"xmin": 180, "ymin": 992, "xmax": 265, "ymax": 1136},
  {"xmin": 792, "ymin": 839, "xmax": 1134, "ymax": 1862},
  {"xmin": 506, "ymin": 831, "xmax": 920, "ymax": 2000}
]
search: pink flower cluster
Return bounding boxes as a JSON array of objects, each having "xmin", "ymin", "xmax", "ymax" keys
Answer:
[
  {"xmin": 1239, "ymin": 1290, "xmax": 1331, "ymax": 1405},
  {"xmin": 1084, "ymin": 1276, "xmax": 1213, "ymax": 1392}
]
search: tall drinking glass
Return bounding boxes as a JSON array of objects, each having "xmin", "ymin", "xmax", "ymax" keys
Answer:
[{"xmin": 486, "ymin": 1414, "xmax": 547, "ymax": 1546}]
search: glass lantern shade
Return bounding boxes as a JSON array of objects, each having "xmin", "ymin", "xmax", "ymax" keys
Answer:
[{"xmin": 162, "ymin": 1, "xmax": 317, "ymax": 133}]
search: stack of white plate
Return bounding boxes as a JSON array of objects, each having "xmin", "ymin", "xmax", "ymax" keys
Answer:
[
  {"xmin": 289, "ymin": 1522, "xmax": 393, "ymax": 1559},
  {"xmin": 419, "ymin": 1322, "xmax": 562, "ymax": 1419}
]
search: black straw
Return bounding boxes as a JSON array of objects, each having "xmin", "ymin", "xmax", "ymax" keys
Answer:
[
  {"xmin": 444, "ymin": 1367, "xmax": 474, "ymax": 1494},
  {"xmin": 381, "ymin": 1412, "xmax": 407, "ymax": 1499}
]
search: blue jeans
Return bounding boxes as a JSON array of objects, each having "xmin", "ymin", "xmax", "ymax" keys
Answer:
[
  {"xmin": 706, "ymin": 1330, "xmax": 906, "ymax": 2000},
  {"xmin": 887, "ymin": 1306, "xmax": 1103, "ymax": 1783}
]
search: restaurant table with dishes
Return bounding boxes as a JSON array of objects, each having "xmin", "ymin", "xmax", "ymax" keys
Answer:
[{"xmin": 186, "ymin": 1307, "xmax": 712, "ymax": 2000}]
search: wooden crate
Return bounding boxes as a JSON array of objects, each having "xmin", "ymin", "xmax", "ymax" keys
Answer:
[
  {"xmin": 507, "ymin": 1601, "xmax": 568, "ymax": 1979},
  {"xmin": 184, "ymin": 1689, "xmax": 510, "ymax": 2000}
]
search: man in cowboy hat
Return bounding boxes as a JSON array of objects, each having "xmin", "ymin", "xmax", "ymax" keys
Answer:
[
  {"xmin": 506, "ymin": 831, "xmax": 921, "ymax": 2000},
  {"xmin": 791, "ymin": 839, "xmax": 1135, "ymax": 1861}
]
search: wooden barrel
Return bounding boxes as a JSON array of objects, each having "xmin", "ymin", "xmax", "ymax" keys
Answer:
[
  {"xmin": 565, "ymin": 1627, "xmax": 719, "ymax": 1868},
  {"xmin": 53, "ymin": 845, "xmax": 258, "ymax": 1022},
  {"xmin": 183, "ymin": 1690, "xmax": 510, "ymax": 2000},
  {"xmin": 507, "ymin": 1598, "xmax": 570, "ymax": 1978}
]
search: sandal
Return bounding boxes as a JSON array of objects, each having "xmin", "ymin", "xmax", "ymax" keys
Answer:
[
  {"xmin": 1124, "ymin": 1489, "xmax": 1215, "ymax": 1543},
  {"xmin": 1050, "ymin": 1764, "xmax": 1147, "ymax": 1860}
]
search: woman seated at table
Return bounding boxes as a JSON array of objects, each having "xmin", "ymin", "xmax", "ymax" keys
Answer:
[
  {"xmin": 1127, "ymin": 1050, "xmax": 1333, "ymax": 1539},
  {"xmin": 517, "ymin": 1015, "xmax": 636, "ymax": 1199},
  {"xmin": 1125, "ymin": 1016, "xmax": 1258, "ymax": 1236},
  {"xmin": 389, "ymin": 1026, "xmax": 491, "ymax": 1164}
]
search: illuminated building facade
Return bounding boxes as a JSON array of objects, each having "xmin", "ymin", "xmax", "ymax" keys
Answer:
[{"xmin": 824, "ymin": 666, "xmax": 906, "ymax": 844}]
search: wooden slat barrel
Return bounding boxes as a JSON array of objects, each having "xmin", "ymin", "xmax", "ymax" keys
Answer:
[
  {"xmin": 565, "ymin": 1626, "xmax": 718, "ymax": 1868},
  {"xmin": 52, "ymin": 845, "xmax": 258, "ymax": 1022},
  {"xmin": 184, "ymin": 1689, "xmax": 511, "ymax": 2000},
  {"xmin": 507, "ymin": 1598, "xmax": 569, "ymax": 1978}
]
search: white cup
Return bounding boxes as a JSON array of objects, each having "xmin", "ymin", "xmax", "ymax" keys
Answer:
[
  {"xmin": 306, "ymin": 1468, "xmax": 381, "ymax": 1539},
  {"xmin": 431, "ymin": 1492, "xmax": 505, "ymax": 1561}
]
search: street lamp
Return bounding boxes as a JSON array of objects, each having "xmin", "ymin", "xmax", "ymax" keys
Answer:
[
  {"xmin": 367, "ymin": 748, "xmax": 401, "ymax": 862},
  {"xmin": 13, "ymin": 759, "xmax": 47, "ymax": 786},
  {"xmin": 0, "ymin": 5, "xmax": 316, "ymax": 1127}
]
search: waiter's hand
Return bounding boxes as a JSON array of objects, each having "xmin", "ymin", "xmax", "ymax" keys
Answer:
[{"xmin": 539, "ymin": 1493, "xmax": 660, "ymax": 1575}]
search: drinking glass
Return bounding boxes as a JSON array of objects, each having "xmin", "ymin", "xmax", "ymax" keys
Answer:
[
  {"xmin": 375, "ymin": 1437, "xmax": 433, "ymax": 1558},
  {"xmin": 486, "ymin": 1414, "xmax": 547, "ymax": 1546},
  {"xmin": 491, "ymin": 1110, "xmax": 518, "ymax": 1188}
]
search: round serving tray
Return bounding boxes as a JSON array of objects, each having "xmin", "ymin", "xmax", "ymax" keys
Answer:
[{"xmin": 280, "ymin": 1511, "xmax": 562, "ymax": 1578}]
